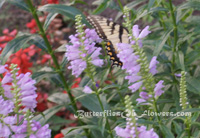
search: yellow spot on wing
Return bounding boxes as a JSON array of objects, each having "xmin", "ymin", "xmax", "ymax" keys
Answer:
[
  {"xmin": 108, "ymin": 52, "xmax": 112, "ymax": 56},
  {"xmin": 107, "ymin": 47, "xmax": 111, "ymax": 51},
  {"xmin": 107, "ymin": 42, "xmax": 111, "ymax": 45},
  {"xmin": 110, "ymin": 57, "xmax": 115, "ymax": 60}
]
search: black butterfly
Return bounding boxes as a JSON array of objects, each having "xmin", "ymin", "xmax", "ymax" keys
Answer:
[{"xmin": 87, "ymin": 15, "xmax": 129, "ymax": 67}]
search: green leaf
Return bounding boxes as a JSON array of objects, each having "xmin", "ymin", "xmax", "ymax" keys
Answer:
[
  {"xmin": 32, "ymin": 67, "xmax": 63, "ymax": 86},
  {"xmin": 147, "ymin": 0, "xmax": 155, "ymax": 11},
  {"xmin": 0, "ymin": 33, "xmax": 48, "ymax": 64},
  {"xmin": 72, "ymin": 88, "xmax": 110, "ymax": 112},
  {"xmin": 48, "ymin": 93, "xmax": 70, "ymax": 105},
  {"xmin": 126, "ymin": 0, "xmax": 146, "ymax": 9},
  {"xmin": 178, "ymin": 1, "xmax": 200, "ymax": 11},
  {"xmin": 115, "ymin": 0, "xmax": 145, "ymax": 21},
  {"xmin": 173, "ymin": 121, "xmax": 182, "ymax": 136},
  {"xmin": 6, "ymin": 0, "xmax": 29, "ymax": 11},
  {"xmin": 102, "ymin": 84, "xmax": 120, "ymax": 91},
  {"xmin": 191, "ymin": 112, "xmax": 200, "ymax": 123},
  {"xmin": 153, "ymin": 28, "xmax": 173, "ymax": 56},
  {"xmin": 79, "ymin": 76, "xmax": 92, "ymax": 87},
  {"xmin": 32, "ymin": 71, "xmax": 56, "ymax": 83},
  {"xmin": 185, "ymin": 51, "xmax": 200, "ymax": 66},
  {"xmin": 33, "ymin": 105, "xmax": 64, "ymax": 125},
  {"xmin": 93, "ymin": 0, "xmax": 109, "ymax": 15},
  {"xmin": 62, "ymin": 125, "xmax": 100, "ymax": 137},
  {"xmin": 44, "ymin": 13, "xmax": 58, "ymax": 31},
  {"xmin": 68, "ymin": 0, "xmax": 87, "ymax": 6},
  {"xmin": 38, "ymin": 4, "xmax": 90, "ymax": 27},
  {"xmin": 187, "ymin": 77, "xmax": 200, "ymax": 94},
  {"xmin": 136, "ymin": 7, "xmax": 168, "ymax": 21},
  {"xmin": 159, "ymin": 125, "xmax": 175, "ymax": 138},
  {"xmin": 177, "ymin": 51, "xmax": 185, "ymax": 71},
  {"xmin": 191, "ymin": 122, "xmax": 200, "ymax": 128},
  {"xmin": 166, "ymin": 108, "xmax": 200, "ymax": 125},
  {"xmin": 48, "ymin": 116, "xmax": 74, "ymax": 131}
]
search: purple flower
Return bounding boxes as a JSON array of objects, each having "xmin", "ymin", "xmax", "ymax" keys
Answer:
[
  {"xmin": 0, "ymin": 123, "xmax": 11, "ymax": 137},
  {"xmin": 125, "ymin": 75, "xmax": 141, "ymax": 84},
  {"xmin": 175, "ymin": 73, "xmax": 181, "ymax": 77},
  {"xmin": 132, "ymin": 25, "xmax": 151, "ymax": 39},
  {"xmin": 91, "ymin": 48, "xmax": 104, "ymax": 67},
  {"xmin": 140, "ymin": 92, "xmax": 151, "ymax": 100},
  {"xmin": 116, "ymin": 42, "xmax": 143, "ymax": 93},
  {"xmin": 136, "ymin": 92, "xmax": 152, "ymax": 104},
  {"xmin": 115, "ymin": 125, "xmax": 159, "ymax": 138},
  {"xmin": 0, "ymin": 64, "xmax": 51, "ymax": 138},
  {"xmin": 2, "ymin": 85, "xmax": 13, "ymax": 98},
  {"xmin": 131, "ymin": 25, "xmax": 151, "ymax": 48},
  {"xmin": 0, "ymin": 96, "xmax": 14, "ymax": 115},
  {"xmin": 83, "ymin": 86, "xmax": 93, "ymax": 94},
  {"xmin": 85, "ymin": 29, "xmax": 102, "ymax": 43},
  {"xmin": 149, "ymin": 56, "xmax": 159, "ymax": 75},
  {"xmin": 3, "ymin": 116, "xmax": 17, "ymax": 125},
  {"xmin": 154, "ymin": 80, "xmax": 164, "ymax": 97},
  {"xmin": 30, "ymin": 124, "xmax": 51, "ymax": 138},
  {"xmin": 11, "ymin": 120, "xmax": 51, "ymax": 138},
  {"xmin": 31, "ymin": 120, "xmax": 41, "ymax": 132},
  {"xmin": 0, "ymin": 64, "xmax": 8, "ymax": 74},
  {"xmin": 11, "ymin": 120, "xmax": 27, "ymax": 134},
  {"xmin": 138, "ymin": 126, "xmax": 159, "ymax": 138},
  {"xmin": 66, "ymin": 29, "xmax": 103, "ymax": 77},
  {"xmin": 17, "ymin": 72, "xmax": 37, "ymax": 111},
  {"xmin": 114, "ymin": 126, "xmax": 132, "ymax": 137},
  {"xmin": 1, "ymin": 73, "xmax": 13, "ymax": 84},
  {"xmin": 136, "ymin": 98, "xmax": 147, "ymax": 104},
  {"xmin": 128, "ymin": 81, "xmax": 143, "ymax": 93},
  {"xmin": 11, "ymin": 134, "xmax": 27, "ymax": 138}
]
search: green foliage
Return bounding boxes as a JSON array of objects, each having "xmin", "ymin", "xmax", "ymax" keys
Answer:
[{"xmin": 2, "ymin": 0, "xmax": 200, "ymax": 137}]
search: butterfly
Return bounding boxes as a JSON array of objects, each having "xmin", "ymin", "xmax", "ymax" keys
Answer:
[{"xmin": 86, "ymin": 15, "xmax": 129, "ymax": 67}]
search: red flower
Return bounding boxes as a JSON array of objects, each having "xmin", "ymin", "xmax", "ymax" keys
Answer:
[
  {"xmin": 26, "ymin": 19, "xmax": 37, "ymax": 34},
  {"xmin": 36, "ymin": 92, "xmax": 49, "ymax": 112},
  {"xmin": 26, "ymin": 19, "xmax": 37, "ymax": 29},
  {"xmin": 9, "ymin": 49, "xmax": 33, "ymax": 73},
  {"xmin": 41, "ymin": 54, "xmax": 51, "ymax": 64},
  {"xmin": 54, "ymin": 133, "xmax": 64, "ymax": 138},
  {"xmin": 47, "ymin": 0, "xmax": 59, "ymax": 4},
  {"xmin": 3, "ymin": 29, "xmax": 9, "ymax": 34},
  {"xmin": 71, "ymin": 78, "xmax": 81, "ymax": 88},
  {"xmin": 9, "ymin": 29, "xmax": 17, "ymax": 36}
]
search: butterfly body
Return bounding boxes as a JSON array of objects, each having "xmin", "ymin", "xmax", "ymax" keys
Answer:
[{"xmin": 87, "ymin": 15, "xmax": 129, "ymax": 66}]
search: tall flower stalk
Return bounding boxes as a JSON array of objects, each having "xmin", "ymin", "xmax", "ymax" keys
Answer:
[
  {"xmin": 120, "ymin": 7, "xmax": 165, "ymax": 124},
  {"xmin": 115, "ymin": 95, "xmax": 159, "ymax": 138},
  {"xmin": 0, "ymin": 63, "xmax": 51, "ymax": 137},
  {"xmin": 179, "ymin": 71, "xmax": 191, "ymax": 138},
  {"xmin": 66, "ymin": 14, "xmax": 114, "ymax": 138}
]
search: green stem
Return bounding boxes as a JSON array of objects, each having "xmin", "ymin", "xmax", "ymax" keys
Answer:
[
  {"xmin": 169, "ymin": 0, "xmax": 178, "ymax": 74},
  {"xmin": 153, "ymin": 98, "xmax": 161, "ymax": 124},
  {"xmin": 25, "ymin": 1, "xmax": 91, "ymax": 137},
  {"xmin": 157, "ymin": 7, "xmax": 171, "ymax": 46},
  {"xmin": 88, "ymin": 72, "xmax": 114, "ymax": 138},
  {"xmin": 186, "ymin": 119, "xmax": 191, "ymax": 138},
  {"xmin": 117, "ymin": 0, "xmax": 123, "ymax": 11}
]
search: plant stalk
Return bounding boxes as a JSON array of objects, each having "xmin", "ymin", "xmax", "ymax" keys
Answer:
[
  {"xmin": 169, "ymin": 0, "xmax": 178, "ymax": 74},
  {"xmin": 25, "ymin": 1, "xmax": 91, "ymax": 137}
]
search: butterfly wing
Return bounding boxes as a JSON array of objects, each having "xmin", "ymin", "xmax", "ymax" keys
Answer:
[{"xmin": 87, "ymin": 15, "xmax": 129, "ymax": 66}]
